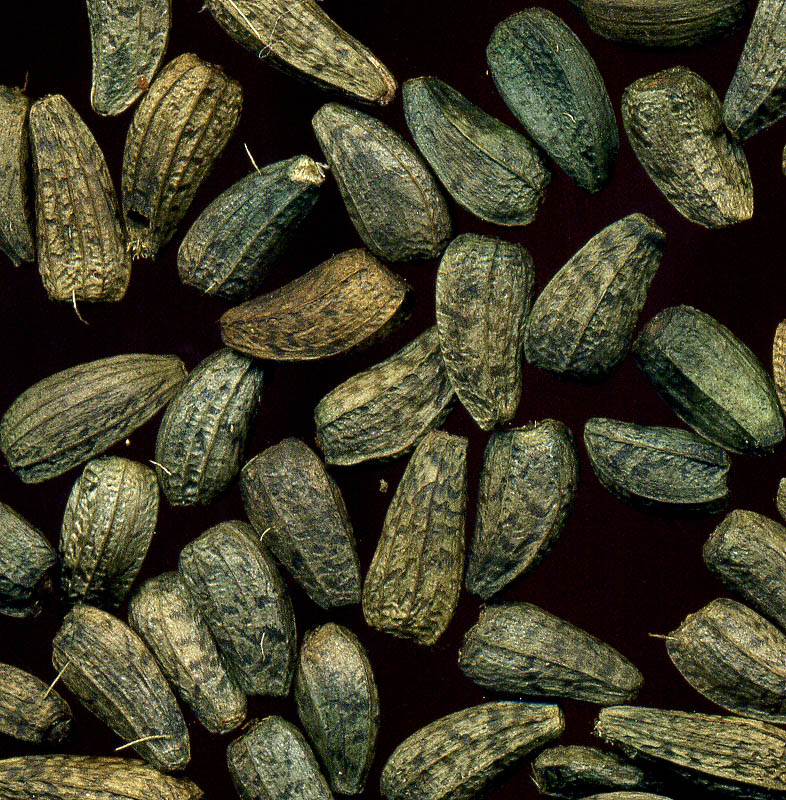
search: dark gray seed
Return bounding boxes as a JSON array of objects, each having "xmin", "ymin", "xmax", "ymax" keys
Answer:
[
  {"xmin": 772, "ymin": 320, "xmax": 786, "ymax": 415},
  {"xmin": 380, "ymin": 701, "xmax": 565, "ymax": 800},
  {"xmin": 633, "ymin": 305, "xmax": 784, "ymax": 456},
  {"xmin": 312, "ymin": 102, "xmax": 452, "ymax": 262},
  {"xmin": 295, "ymin": 623, "xmax": 379, "ymax": 795},
  {"xmin": 723, "ymin": 0, "xmax": 786, "ymax": 140},
  {"xmin": 435, "ymin": 234, "xmax": 534, "ymax": 430},
  {"xmin": 0, "ymin": 353, "xmax": 187, "ymax": 484},
  {"xmin": 0, "ymin": 503, "xmax": 55, "ymax": 617},
  {"xmin": 778, "ymin": 479, "xmax": 786, "ymax": 522},
  {"xmin": 178, "ymin": 156, "xmax": 326, "ymax": 302},
  {"xmin": 227, "ymin": 715, "xmax": 333, "ymax": 800},
  {"xmin": 532, "ymin": 745, "xmax": 667, "ymax": 799},
  {"xmin": 524, "ymin": 214, "xmax": 665, "ymax": 379},
  {"xmin": 128, "ymin": 572, "xmax": 246, "ymax": 734},
  {"xmin": 122, "ymin": 53, "xmax": 242, "ymax": 259},
  {"xmin": 203, "ymin": 0, "xmax": 396, "ymax": 105},
  {"xmin": 60, "ymin": 457, "xmax": 158, "ymax": 610},
  {"xmin": 0, "ymin": 663, "xmax": 71, "ymax": 744},
  {"xmin": 0, "ymin": 755, "xmax": 203, "ymax": 800},
  {"xmin": 178, "ymin": 521, "xmax": 296, "ymax": 696},
  {"xmin": 584, "ymin": 418, "xmax": 730, "ymax": 513},
  {"xmin": 402, "ymin": 77, "xmax": 549, "ymax": 226},
  {"xmin": 622, "ymin": 68, "xmax": 753, "ymax": 228},
  {"xmin": 0, "ymin": 87, "xmax": 34, "ymax": 266},
  {"xmin": 666, "ymin": 597, "xmax": 786, "ymax": 723},
  {"xmin": 240, "ymin": 438, "xmax": 361, "ymax": 609},
  {"xmin": 154, "ymin": 348, "xmax": 263, "ymax": 507},
  {"xmin": 30, "ymin": 94, "xmax": 130, "ymax": 302},
  {"xmin": 465, "ymin": 421, "xmax": 578, "ymax": 600},
  {"xmin": 704, "ymin": 510, "xmax": 786, "ymax": 632},
  {"xmin": 362, "ymin": 430, "xmax": 467, "ymax": 645},
  {"xmin": 486, "ymin": 8, "xmax": 618, "ymax": 193},
  {"xmin": 314, "ymin": 327, "xmax": 455, "ymax": 466},
  {"xmin": 459, "ymin": 603, "xmax": 642, "ymax": 705},
  {"xmin": 52, "ymin": 604, "xmax": 189, "ymax": 772},
  {"xmin": 87, "ymin": 0, "xmax": 171, "ymax": 116}
]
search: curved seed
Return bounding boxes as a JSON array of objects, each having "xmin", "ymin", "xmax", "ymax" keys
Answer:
[{"xmin": 0, "ymin": 663, "xmax": 71, "ymax": 744}]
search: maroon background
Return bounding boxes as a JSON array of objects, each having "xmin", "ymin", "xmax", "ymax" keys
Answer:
[{"xmin": 0, "ymin": 1, "xmax": 783, "ymax": 798}]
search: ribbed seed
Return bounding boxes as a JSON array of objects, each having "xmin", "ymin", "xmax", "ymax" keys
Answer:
[{"xmin": 0, "ymin": 663, "xmax": 72, "ymax": 744}]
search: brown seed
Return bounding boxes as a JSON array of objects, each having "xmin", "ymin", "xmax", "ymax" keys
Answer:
[
  {"xmin": 221, "ymin": 249, "xmax": 411, "ymax": 361},
  {"xmin": 0, "ymin": 663, "xmax": 72, "ymax": 744}
]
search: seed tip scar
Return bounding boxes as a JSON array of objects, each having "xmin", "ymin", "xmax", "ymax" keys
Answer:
[
  {"xmin": 648, "ymin": 633, "xmax": 674, "ymax": 641},
  {"xmin": 150, "ymin": 460, "xmax": 173, "ymax": 476},
  {"xmin": 260, "ymin": 527, "xmax": 271, "ymax": 540},
  {"xmin": 115, "ymin": 734, "xmax": 169, "ymax": 751},
  {"xmin": 43, "ymin": 662, "xmax": 70, "ymax": 699},
  {"xmin": 71, "ymin": 290, "xmax": 89, "ymax": 326},
  {"xmin": 243, "ymin": 142, "xmax": 261, "ymax": 174},
  {"xmin": 260, "ymin": 632, "xmax": 266, "ymax": 659}
]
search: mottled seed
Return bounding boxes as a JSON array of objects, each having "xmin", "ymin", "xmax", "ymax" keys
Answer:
[
  {"xmin": 778, "ymin": 479, "xmax": 786, "ymax": 522},
  {"xmin": 771, "ymin": 320, "xmax": 786, "ymax": 414},
  {"xmin": 0, "ymin": 663, "xmax": 71, "ymax": 744}
]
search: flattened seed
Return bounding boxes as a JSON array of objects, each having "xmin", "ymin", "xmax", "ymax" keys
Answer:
[
  {"xmin": 633, "ymin": 305, "xmax": 784, "ymax": 456},
  {"xmin": 87, "ymin": 0, "xmax": 171, "ymax": 116},
  {"xmin": 362, "ymin": 430, "xmax": 467, "ymax": 645},
  {"xmin": 30, "ymin": 94, "xmax": 130, "ymax": 302},
  {"xmin": 465, "ymin": 421, "xmax": 578, "ymax": 600},
  {"xmin": 312, "ymin": 103, "xmax": 452, "ymax": 262},
  {"xmin": 584, "ymin": 418, "xmax": 730, "ymax": 513},
  {"xmin": 0, "ymin": 87, "xmax": 34, "ymax": 265},
  {"xmin": 380, "ymin": 701, "xmax": 565, "ymax": 800},
  {"xmin": 60, "ymin": 457, "xmax": 158, "ymax": 610},
  {"xmin": 436, "ymin": 234, "xmax": 534, "ymax": 430},
  {"xmin": 459, "ymin": 603, "xmax": 642, "ymax": 705},
  {"xmin": 129, "ymin": 572, "xmax": 247, "ymax": 734},
  {"xmin": 178, "ymin": 521, "xmax": 296, "ymax": 696},
  {"xmin": 203, "ymin": 0, "xmax": 397, "ymax": 105},
  {"xmin": 122, "ymin": 53, "xmax": 242, "ymax": 258},
  {"xmin": 52, "ymin": 605, "xmax": 190, "ymax": 772},
  {"xmin": 772, "ymin": 320, "xmax": 786, "ymax": 414},
  {"xmin": 221, "ymin": 249, "xmax": 410, "ymax": 361},
  {"xmin": 295, "ymin": 623, "xmax": 379, "ymax": 794},
  {"xmin": 666, "ymin": 597, "xmax": 786, "ymax": 723},
  {"xmin": 0, "ymin": 663, "xmax": 71, "ymax": 744},
  {"xmin": 0, "ymin": 353, "xmax": 187, "ymax": 484},
  {"xmin": 314, "ymin": 327, "xmax": 455, "ymax": 466},
  {"xmin": 240, "ymin": 438, "xmax": 361, "ymax": 609},
  {"xmin": 0, "ymin": 503, "xmax": 55, "ymax": 617},
  {"xmin": 178, "ymin": 156, "xmax": 326, "ymax": 301},
  {"xmin": 582, "ymin": 795, "xmax": 673, "ymax": 800},
  {"xmin": 622, "ymin": 68, "xmax": 753, "ymax": 228},
  {"xmin": 154, "ymin": 348, "xmax": 264, "ymax": 506},
  {"xmin": 524, "ymin": 214, "xmax": 666, "ymax": 380},
  {"xmin": 227, "ymin": 716, "xmax": 333, "ymax": 800},
  {"xmin": 778, "ymin": 479, "xmax": 786, "ymax": 522},
  {"xmin": 486, "ymin": 8, "xmax": 618, "ymax": 193},
  {"xmin": 703, "ymin": 510, "xmax": 786, "ymax": 631},
  {"xmin": 402, "ymin": 77, "xmax": 549, "ymax": 226},
  {"xmin": 0, "ymin": 755, "xmax": 203, "ymax": 800}
]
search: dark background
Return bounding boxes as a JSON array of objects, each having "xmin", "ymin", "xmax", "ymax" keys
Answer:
[{"xmin": 0, "ymin": 1, "xmax": 784, "ymax": 798}]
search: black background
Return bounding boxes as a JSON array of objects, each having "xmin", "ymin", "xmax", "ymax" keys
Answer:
[{"xmin": 0, "ymin": 1, "xmax": 784, "ymax": 798}]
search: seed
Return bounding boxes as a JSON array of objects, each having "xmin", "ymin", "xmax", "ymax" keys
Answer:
[
  {"xmin": 227, "ymin": 715, "xmax": 332, "ymax": 800},
  {"xmin": 314, "ymin": 327, "xmax": 455, "ymax": 466},
  {"xmin": 771, "ymin": 320, "xmax": 786, "ymax": 414},
  {"xmin": 312, "ymin": 103, "xmax": 452, "ymax": 262},
  {"xmin": 86, "ymin": 0, "xmax": 171, "ymax": 116},
  {"xmin": 633, "ymin": 305, "xmax": 784, "ymax": 456},
  {"xmin": 465, "ymin": 421, "xmax": 578, "ymax": 600},
  {"xmin": 122, "ymin": 53, "xmax": 242, "ymax": 259},
  {"xmin": 487, "ymin": 8, "xmax": 618, "ymax": 193},
  {"xmin": 178, "ymin": 521, "xmax": 296, "ymax": 696},
  {"xmin": 584, "ymin": 418, "xmax": 730, "ymax": 513},
  {"xmin": 381, "ymin": 701, "xmax": 564, "ymax": 800},
  {"xmin": 52, "ymin": 605, "xmax": 189, "ymax": 772},
  {"xmin": 581, "ymin": 795, "xmax": 673, "ymax": 800},
  {"xmin": 524, "ymin": 214, "xmax": 666, "ymax": 380},
  {"xmin": 154, "ymin": 348, "xmax": 263, "ymax": 506},
  {"xmin": 240, "ymin": 438, "xmax": 361, "ymax": 609},
  {"xmin": 295, "ymin": 623, "xmax": 379, "ymax": 795},
  {"xmin": 0, "ymin": 755, "xmax": 203, "ymax": 800},
  {"xmin": 29, "ymin": 94, "xmax": 130, "ymax": 302},
  {"xmin": 0, "ymin": 663, "xmax": 71, "ymax": 744},
  {"xmin": 622, "ymin": 68, "xmax": 753, "ymax": 228},
  {"xmin": 220, "ymin": 248, "xmax": 411, "ymax": 361},
  {"xmin": 435, "ymin": 234, "xmax": 534, "ymax": 430},
  {"xmin": 402, "ymin": 77, "xmax": 549, "ymax": 226},
  {"xmin": 0, "ymin": 353, "xmax": 187, "ymax": 484},
  {"xmin": 778, "ymin": 479, "xmax": 786, "ymax": 522},
  {"xmin": 128, "ymin": 572, "xmax": 246, "ymax": 735},
  {"xmin": 459, "ymin": 603, "xmax": 642, "ymax": 705},
  {"xmin": 203, "ymin": 0, "xmax": 396, "ymax": 106},
  {"xmin": 0, "ymin": 87, "xmax": 34, "ymax": 266}
]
